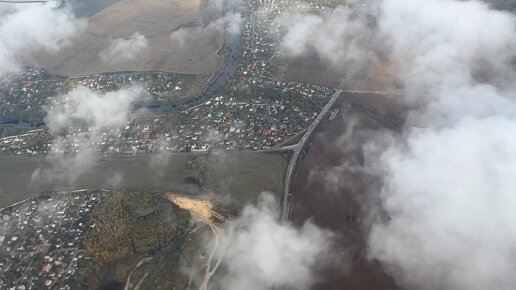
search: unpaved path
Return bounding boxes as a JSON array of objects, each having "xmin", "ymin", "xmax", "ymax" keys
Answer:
[{"xmin": 124, "ymin": 257, "xmax": 153, "ymax": 290}]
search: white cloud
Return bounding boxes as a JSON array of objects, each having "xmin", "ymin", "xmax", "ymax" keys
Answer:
[
  {"xmin": 100, "ymin": 32, "xmax": 148, "ymax": 64},
  {"xmin": 219, "ymin": 193, "xmax": 335, "ymax": 290},
  {"xmin": 277, "ymin": 0, "xmax": 516, "ymax": 289},
  {"xmin": 45, "ymin": 86, "xmax": 143, "ymax": 134},
  {"xmin": 0, "ymin": 1, "xmax": 84, "ymax": 75},
  {"xmin": 31, "ymin": 86, "xmax": 144, "ymax": 186},
  {"xmin": 277, "ymin": 6, "xmax": 375, "ymax": 68},
  {"xmin": 171, "ymin": 12, "xmax": 242, "ymax": 47},
  {"xmin": 376, "ymin": 0, "xmax": 516, "ymax": 112},
  {"xmin": 225, "ymin": 11, "xmax": 243, "ymax": 36},
  {"xmin": 368, "ymin": 117, "xmax": 516, "ymax": 290},
  {"xmin": 367, "ymin": 1, "xmax": 516, "ymax": 289}
]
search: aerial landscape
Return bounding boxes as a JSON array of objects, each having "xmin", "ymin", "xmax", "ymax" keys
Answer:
[{"xmin": 0, "ymin": 0, "xmax": 516, "ymax": 289}]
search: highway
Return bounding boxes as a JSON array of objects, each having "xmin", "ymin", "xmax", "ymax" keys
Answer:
[{"xmin": 280, "ymin": 89, "xmax": 342, "ymax": 222}]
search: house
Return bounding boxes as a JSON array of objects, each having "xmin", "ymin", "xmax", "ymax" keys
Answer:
[{"xmin": 42, "ymin": 263, "xmax": 52, "ymax": 272}]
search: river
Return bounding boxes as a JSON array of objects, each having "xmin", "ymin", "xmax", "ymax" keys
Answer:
[{"xmin": 149, "ymin": 2, "xmax": 241, "ymax": 112}]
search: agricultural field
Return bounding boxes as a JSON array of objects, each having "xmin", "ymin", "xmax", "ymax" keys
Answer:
[
  {"xmin": 204, "ymin": 151, "xmax": 288, "ymax": 205},
  {"xmin": 0, "ymin": 151, "xmax": 288, "ymax": 209},
  {"xmin": 26, "ymin": 0, "xmax": 225, "ymax": 76}
]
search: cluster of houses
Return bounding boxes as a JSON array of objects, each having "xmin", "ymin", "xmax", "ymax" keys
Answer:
[
  {"xmin": 0, "ymin": 129, "xmax": 48, "ymax": 156},
  {"xmin": 173, "ymin": 94, "xmax": 324, "ymax": 150},
  {"xmin": 0, "ymin": 190, "xmax": 108, "ymax": 289}
]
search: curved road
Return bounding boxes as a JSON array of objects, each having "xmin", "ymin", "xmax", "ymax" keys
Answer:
[{"xmin": 280, "ymin": 89, "xmax": 342, "ymax": 222}]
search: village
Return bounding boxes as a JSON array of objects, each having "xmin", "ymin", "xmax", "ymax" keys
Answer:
[
  {"xmin": 0, "ymin": 190, "xmax": 108, "ymax": 289},
  {"xmin": 0, "ymin": 0, "xmax": 337, "ymax": 157}
]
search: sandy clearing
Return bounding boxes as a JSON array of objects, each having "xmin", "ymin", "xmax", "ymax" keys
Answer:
[{"xmin": 166, "ymin": 193, "xmax": 214, "ymax": 219}]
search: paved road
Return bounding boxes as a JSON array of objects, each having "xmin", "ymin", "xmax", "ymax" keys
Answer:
[{"xmin": 280, "ymin": 89, "xmax": 342, "ymax": 222}]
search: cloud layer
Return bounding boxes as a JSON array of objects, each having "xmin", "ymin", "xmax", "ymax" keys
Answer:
[
  {"xmin": 367, "ymin": 1, "xmax": 516, "ymax": 289},
  {"xmin": 219, "ymin": 193, "xmax": 335, "ymax": 290},
  {"xmin": 277, "ymin": 6, "xmax": 374, "ymax": 69},
  {"xmin": 368, "ymin": 116, "xmax": 516, "ymax": 290},
  {"xmin": 31, "ymin": 86, "xmax": 144, "ymax": 186},
  {"xmin": 100, "ymin": 32, "xmax": 148, "ymax": 65},
  {"xmin": 171, "ymin": 0, "xmax": 242, "ymax": 48},
  {"xmin": 278, "ymin": 0, "xmax": 516, "ymax": 289},
  {"xmin": 0, "ymin": 1, "xmax": 84, "ymax": 75}
]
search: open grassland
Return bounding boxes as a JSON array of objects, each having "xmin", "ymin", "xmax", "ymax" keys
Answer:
[{"xmin": 27, "ymin": 0, "xmax": 224, "ymax": 76}]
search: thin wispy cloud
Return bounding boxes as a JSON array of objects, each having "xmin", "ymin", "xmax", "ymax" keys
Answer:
[
  {"xmin": 100, "ymin": 32, "xmax": 148, "ymax": 65},
  {"xmin": 31, "ymin": 86, "xmax": 144, "ymax": 186}
]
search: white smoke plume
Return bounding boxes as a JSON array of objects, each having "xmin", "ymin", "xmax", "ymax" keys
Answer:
[
  {"xmin": 100, "ymin": 32, "xmax": 148, "ymax": 64},
  {"xmin": 31, "ymin": 86, "xmax": 144, "ymax": 186},
  {"xmin": 0, "ymin": 1, "xmax": 85, "ymax": 75},
  {"xmin": 219, "ymin": 193, "xmax": 335, "ymax": 290},
  {"xmin": 278, "ymin": 0, "xmax": 516, "ymax": 289}
]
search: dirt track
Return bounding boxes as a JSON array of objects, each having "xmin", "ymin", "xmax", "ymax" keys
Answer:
[{"xmin": 166, "ymin": 193, "xmax": 227, "ymax": 290}]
